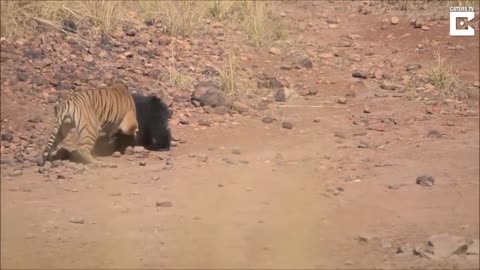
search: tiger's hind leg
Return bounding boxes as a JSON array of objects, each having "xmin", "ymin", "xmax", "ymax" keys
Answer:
[
  {"xmin": 41, "ymin": 122, "xmax": 73, "ymax": 165},
  {"xmin": 74, "ymin": 123, "xmax": 118, "ymax": 168}
]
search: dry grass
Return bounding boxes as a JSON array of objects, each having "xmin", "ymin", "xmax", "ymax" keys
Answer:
[
  {"xmin": 166, "ymin": 47, "xmax": 195, "ymax": 92},
  {"xmin": 1, "ymin": 1, "xmax": 126, "ymax": 39},
  {"xmin": 241, "ymin": 0, "xmax": 286, "ymax": 47},
  {"xmin": 427, "ymin": 52, "xmax": 460, "ymax": 96},
  {"xmin": 218, "ymin": 50, "xmax": 239, "ymax": 95},
  {"xmin": 209, "ymin": 0, "xmax": 236, "ymax": 20},
  {"xmin": 137, "ymin": 1, "xmax": 207, "ymax": 37}
]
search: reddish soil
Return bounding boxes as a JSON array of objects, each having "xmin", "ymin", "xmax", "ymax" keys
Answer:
[{"xmin": 1, "ymin": 1, "xmax": 479, "ymax": 269}]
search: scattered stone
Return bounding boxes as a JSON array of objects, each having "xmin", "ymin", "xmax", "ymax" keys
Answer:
[
  {"xmin": 380, "ymin": 80, "xmax": 401, "ymax": 90},
  {"xmin": 466, "ymin": 239, "xmax": 479, "ymax": 255},
  {"xmin": 198, "ymin": 119, "xmax": 212, "ymax": 127},
  {"xmin": 390, "ymin": 16, "xmax": 399, "ymax": 25},
  {"xmin": 396, "ymin": 244, "xmax": 414, "ymax": 255},
  {"xmin": 139, "ymin": 160, "xmax": 147, "ymax": 166},
  {"xmin": 232, "ymin": 101, "xmax": 249, "ymax": 113},
  {"xmin": 69, "ymin": 217, "xmax": 85, "ymax": 224},
  {"xmin": 416, "ymin": 175, "xmax": 434, "ymax": 187},
  {"xmin": 363, "ymin": 107, "xmax": 371, "ymax": 114},
  {"xmin": 1, "ymin": 133, "xmax": 13, "ymax": 142},
  {"xmin": 269, "ymin": 47, "xmax": 281, "ymax": 55},
  {"xmin": 274, "ymin": 87, "xmax": 298, "ymax": 102},
  {"xmin": 414, "ymin": 19, "xmax": 424, "ymax": 28},
  {"xmin": 125, "ymin": 146, "xmax": 134, "ymax": 155},
  {"xmin": 197, "ymin": 154, "xmax": 208, "ymax": 162},
  {"xmin": 421, "ymin": 25, "xmax": 430, "ymax": 31},
  {"xmin": 125, "ymin": 28, "xmax": 136, "ymax": 36},
  {"xmin": 262, "ymin": 116, "xmax": 275, "ymax": 124},
  {"xmin": 427, "ymin": 129, "xmax": 443, "ymax": 138},
  {"xmin": 295, "ymin": 55, "xmax": 313, "ymax": 69},
  {"xmin": 192, "ymin": 81, "xmax": 232, "ymax": 108},
  {"xmin": 352, "ymin": 71, "xmax": 368, "ymax": 79},
  {"xmin": 156, "ymin": 201, "xmax": 173, "ymax": 207},
  {"xmin": 337, "ymin": 97, "xmax": 347, "ymax": 104},
  {"xmin": 232, "ymin": 148, "xmax": 242, "ymax": 155},
  {"xmin": 357, "ymin": 234, "xmax": 376, "ymax": 243},
  {"xmin": 214, "ymin": 106, "xmax": 229, "ymax": 115},
  {"xmin": 428, "ymin": 233, "xmax": 469, "ymax": 258},
  {"xmin": 8, "ymin": 169, "xmax": 23, "ymax": 177},
  {"xmin": 112, "ymin": 29, "xmax": 125, "ymax": 39},
  {"xmin": 112, "ymin": 151, "xmax": 121, "ymax": 158},
  {"xmin": 406, "ymin": 64, "xmax": 422, "ymax": 71},
  {"xmin": 281, "ymin": 121, "xmax": 294, "ymax": 129},
  {"xmin": 16, "ymin": 71, "xmax": 29, "ymax": 82}
]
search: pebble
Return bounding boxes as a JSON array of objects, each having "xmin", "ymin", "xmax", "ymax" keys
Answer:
[
  {"xmin": 337, "ymin": 97, "xmax": 347, "ymax": 104},
  {"xmin": 197, "ymin": 154, "xmax": 208, "ymax": 162},
  {"xmin": 390, "ymin": 16, "xmax": 399, "ymax": 25},
  {"xmin": 69, "ymin": 217, "xmax": 85, "ymax": 224},
  {"xmin": 262, "ymin": 116, "xmax": 275, "ymax": 124},
  {"xmin": 232, "ymin": 148, "xmax": 242, "ymax": 155},
  {"xmin": 156, "ymin": 201, "xmax": 173, "ymax": 207},
  {"xmin": 198, "ymin": 119, "xmax": 212, "ymax": 127},
  {"xmin": 139, "ymin": 160, "xmax": 147, "ymax": 166},
  {"xmin": 281, "ymin": 121, "xmax": 294, "ymax": 129},
  {"xmin": 352, "ymin": 71, "xmax": 368, "ymax": 79},
  {"xmin": 269, "ymin": 47, "xmax": 281, "ymax": 55},
  {"xmin": 416, "ymin": 175, "xmax": 434, "ymax": 187}
]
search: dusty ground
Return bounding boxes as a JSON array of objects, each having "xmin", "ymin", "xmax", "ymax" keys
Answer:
[{"xmin": 1, "ymin": 1, "xmax": 479, "ymax": 269}]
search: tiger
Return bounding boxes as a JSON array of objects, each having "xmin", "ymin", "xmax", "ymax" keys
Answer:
[{"xmin": 39, "ymin": 81, "xmax": 139, "ymax": 166}]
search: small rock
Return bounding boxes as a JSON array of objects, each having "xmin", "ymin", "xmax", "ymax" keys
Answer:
[
  {"xmin": 295, "ymin": 55, "xmax": 313, "ymax": 69},
  {"xmin": 125, "ymin": 28, "xmax": 136, "ymax": 36},
  {"xmin": 192, "ymin": 81, "xmax": 232, "ymax": 108},
  {"xmin": 125, "ymin": 146, "xmax": 134, "ymax": 155},
  {"xmin": 198, "ymin": 119, "xmax": 212, "ymax": 127},
  {"xmin": 197, "ymin": 154, "xmax": 208, "ymax": 162},
  {"xmin": 426, "ymin": 129, "xmax": 443, "ymax": 138},
  {"xmin": 156, "ymin": 201, "xmax": 173, "ymax": 207},
  {"xmin": 8, "ymin": 169, "xmax": 23, "ymax": 177},
  {"xmin": 112, "ymin": 29, "xmax": 125, "ymax": 39},
  {"xmin": 466, "ymin": 239, "xmax": 479, "ymax": 255},
  {"xmin": 396, "ymin": 244, "xmax": 414, "ymax": 255},
  {"xmin": 389, "ymin": 16, "xmax": 399, "ymax": 25},
  {"xmin": 269, "ymin": 47, "xmax": 281, "ymax": 55},
  {"xmin": 357, "ymin": 234, "xmax": 375, "ymax": 243},
  {"xmin": 139, "ymin": 160, "xmax": 147, "ymax": 166},
  {"xmin": 380, "ymin": 80, "xmax": 401, "ymax": 90},
  {"xmin": 421, "ymin": 25, "xmax": 430, "ymax": 31},
  {"xmin": 17, "ymin": 71, "xmax": 29, "ymax": 82},
  {"xmin": 414, "ymin": 19, "xmax": 424, "ymax": 28},
  {"xmin": 363, "ymin": 107, "xmax": 371, "ymax": 114},
  {"xmin": 337, "ymin": 97, "xmax": 347, "ymax": 104},
  {"xmin": 232, "ymin": 148, "xmax": 241, "ymax": 155},
  {"xmin": 1, "ymin": 133, "xmax": 13, "ymax": 142},
  {"xmin": 112, "ymin": 151, "xmax": 121, "ymax": 158},
  {"xmin": 406, "ymin": 64, "xmax": 422, "ymax": 71},
  {"xmin": 232, "ymin": 101, "xmax": 249, "ymax": 113},
  {"xmin": 214, "ymin": 106, "xmax": 229, "ymax": 115},
  {"xmin": 416, "ymin": 175, "xmax": 434, "ymax": 187},
  {"xmin": 352, "ymin": 71, "xmax": 368, "ymax": 79},
  {"xmin": 281, "ymin": 121, "xmax": 294, "ymax": 129},
  {"xmin": 428, "ymin": 233, "xmax": 469, "ymax": 258},
  {"xmin": 262, "ymin": 116, "xmax": 275, "ymax": 124},
  {"xmin": 69, "ymin": 217, "xmax": 85, "ymax": 224}
]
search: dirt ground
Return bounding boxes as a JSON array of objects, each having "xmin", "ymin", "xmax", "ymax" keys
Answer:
[{"xmin": 1, "ymin": 1, "xmax": 479, "ymax": 269}]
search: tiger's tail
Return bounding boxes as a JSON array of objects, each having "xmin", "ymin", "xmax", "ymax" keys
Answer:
[{"xmin": 40, "ymin": 104, "xmax": 66, "ymax": 165}]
